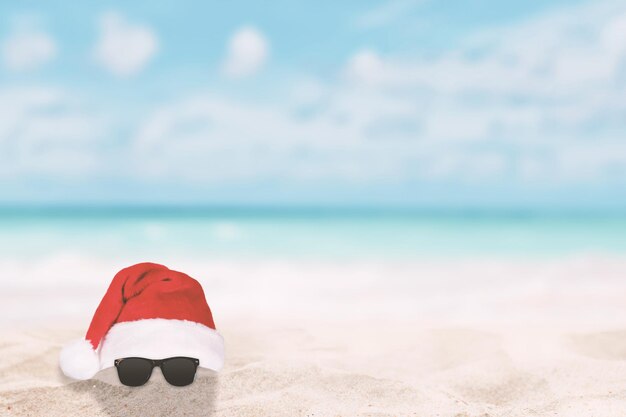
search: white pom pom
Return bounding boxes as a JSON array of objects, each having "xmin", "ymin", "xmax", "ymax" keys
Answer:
[{"xmin": 59, "ymin": 339, "xmax": 100, "ymax": 380}]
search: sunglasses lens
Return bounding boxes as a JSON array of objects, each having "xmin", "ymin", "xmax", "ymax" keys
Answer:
[
  {"xmin": 161, "ymin": 357, "xmax": 198, "ymax": 387},
  {"xmin": 116, "ymin": 358, "xmax": 154, "ymax": 387}
]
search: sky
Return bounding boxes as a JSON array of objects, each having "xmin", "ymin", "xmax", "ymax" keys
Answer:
[{"xmin": 0, "ymin": 0, "xmax": 625, "ymax": 209}]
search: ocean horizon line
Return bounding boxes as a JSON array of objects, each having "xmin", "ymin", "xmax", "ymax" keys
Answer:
[{"xmin": 0, "ymin": 204, "xmax": 623, "ymax": 219}]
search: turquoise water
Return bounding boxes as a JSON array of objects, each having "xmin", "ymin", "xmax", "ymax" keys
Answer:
[{"xmin": 0, "ymin": 207, "xmax": 625, "ymax": 260}]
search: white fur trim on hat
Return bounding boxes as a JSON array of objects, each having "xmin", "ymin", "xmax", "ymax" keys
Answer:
[
  {"xmin": 59, "ymin": 339, "xmax": 100, "ymax": 380},
  {"xmin": 99, "ymin": 319, "xmax": 224, "ymax": 372}
]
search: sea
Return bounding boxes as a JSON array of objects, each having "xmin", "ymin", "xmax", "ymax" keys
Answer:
[
  {"xmin": 0, "ymin": 206, "xmax": 624, "ymax": 261},
  {"xmin": 1, "ymin": 206, "xmax": 626, "ymax": 325}
]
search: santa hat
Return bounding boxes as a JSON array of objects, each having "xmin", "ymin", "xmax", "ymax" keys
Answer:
[{"xmin": 59, "ymin": 262, "xmax": 224, "ymax": 380}]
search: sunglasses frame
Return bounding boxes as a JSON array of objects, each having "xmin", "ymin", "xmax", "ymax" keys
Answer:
[{"xmin": 114, "ymin": 356, "xmax": 200, "ymax": 387}]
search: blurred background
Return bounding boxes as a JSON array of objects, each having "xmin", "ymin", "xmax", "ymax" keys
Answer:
[{"xmin": 1, "ymin": 0, "xmax": 625, "ymax": 328}]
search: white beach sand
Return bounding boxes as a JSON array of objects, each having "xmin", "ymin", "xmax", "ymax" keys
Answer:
[{"xmin": 2, "ymin": 256, "xmax": 626, "ymax": 416}]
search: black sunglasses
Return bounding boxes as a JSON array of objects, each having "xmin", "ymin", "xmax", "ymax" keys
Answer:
[{"xmin": 114, "ymin": 357, "xmax": 200, "ymax": 387}]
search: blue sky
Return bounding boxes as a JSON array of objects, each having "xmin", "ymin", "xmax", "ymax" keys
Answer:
[{"xmin": 0, "ymin": 0, "xmax": 625, "ymax": 208}]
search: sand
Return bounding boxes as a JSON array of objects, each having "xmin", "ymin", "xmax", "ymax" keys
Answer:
[
  {"xmin": 3, "ymin": 322, "xmax": 626, "ymax": 416},
  {"xmin": 2, "ymin": 256, "xmax": 626, "ymax": 416}
]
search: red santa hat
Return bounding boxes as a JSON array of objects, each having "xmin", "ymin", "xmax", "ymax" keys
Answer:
[{"xmin": 59, "ymin": 262, "xmax": 224, "ymax": 380}]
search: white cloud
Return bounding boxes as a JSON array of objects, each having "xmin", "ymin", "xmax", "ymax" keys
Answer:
[
  {"xmin": 345, "ymin": 49, "xmax": 387, "ymax": 84},
  {"xmin": 127, "ymin": 1, "xmax": 626, "ymax": 187},
  {"xmin": 339, "ymin": 1, "xmax": 626, "ymax": 182},
  {"xmin": 2, "ymin": 29, "xmax": 56, "ymax": 71},
  {"xmin": 222, "ymin": 27, "xmax": 269, "ymax": 78},
  {"xmin": 2, "ymin": 1, "xmax": 625, "ymax": 193},
  {"xmin": 346, "ymin": 3, "xmax": 626, "ymax": 96},
  {"xmin": 94, "ymin": 12, "xmax": 158, "ymax": 77},
  {"xmin": 0, "ymin": 87, "xmax": 106, "ymax": 178},
  {"xmin": 131, "ymin": 93, "xmax": 415, "ymax": 182}
]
